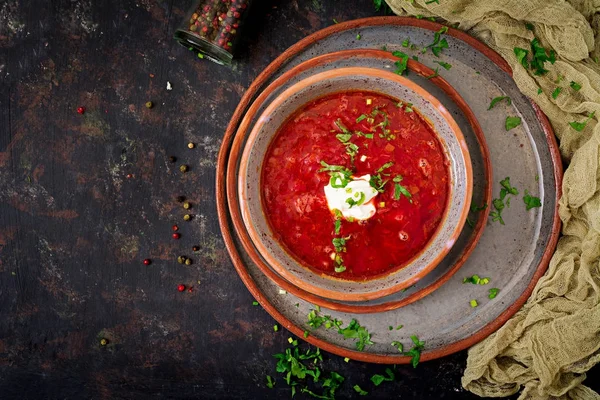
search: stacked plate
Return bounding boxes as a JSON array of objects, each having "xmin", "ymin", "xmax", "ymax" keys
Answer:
[{"xmin": 216, "ymin": 17, "xmax": 562, "ymax": 363}]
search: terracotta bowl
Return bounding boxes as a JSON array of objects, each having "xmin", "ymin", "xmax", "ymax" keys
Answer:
[{"xmin": 238, "ymin": 67, "xmax": 473, "ymax": 302}]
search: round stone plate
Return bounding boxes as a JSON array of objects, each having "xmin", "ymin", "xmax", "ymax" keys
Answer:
[{"xmin": 216, "ymin": 17, "xmax": 561, "ymax": 363}]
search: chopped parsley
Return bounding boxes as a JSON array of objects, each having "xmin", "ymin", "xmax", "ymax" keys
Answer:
[
  {"xmin": 435, "ymin": 60, "xmax": 452, "ymax": 70},
  {"xmin": 488, "ymin": 288, "xmax": 500, "ymax": 299},
  {"xmin": 370, "ymin": 368, "xmax": 395, "ymax": 386},
  {"xmin": 334, "ymin": 219, "xmax": 341, "ymax": 235},
  {"xmin": 356, "ymin": 114, "xmax": 367, "ymax": 123},
  {"xmin": 353, "ymin": 385, "xmax": 368, "ymax": 395},
  {"xmin": 490, "ymin": 177, "xmax": 519, "ymax": 225},
  {"xmin": 402, "ymin": 38, "xmax": 410, "ymax": 47},
  {"xmin": 425, "ymin": 67, "xmax": 440, "ymax": 79},
  {"xmin": 393, "ymin": 175, "xmax": 412, "ymax": 201},
  {"xmin": 391, "ymin": 341, "xmax": 403, "ymax": 352},
  {"xmin": 551, "ymin": 87, "xmax": 561, "ymax": 99},
  {"xmin": 463, "ymin": 274, "xmax": 481, "ymax": 284},
  {"xmin": 405, "ymin": 335, "xmax": 425, "ymax": 368},
  {"xmin": 515, "ymin": 38, "xmax": 556, "ymax": 75},
  {"xmin": 336, "ymin": 132, "xmax": 352, "ymax": 143},
  {"xmin": 530, "ymin": 38, "xmax": 556, "ymax": 75},
  {"xmin": 338, "ymin": 319, "xmax": 374, "ymax": 351},
  {"xmin": 396, "ymin": 324, "xmax": 403, "ymax": 330},
  {"xmin": 569, "ymin": 111, "xmax": 595, "ymax": 131},
  {"xmin": 272, "ymin": 345, "xmax": 343, "ymax": 399},
  {"xmin": 514, "ymin": 47, "xmax": 529, "ymax": 68},
  {"xmin": 332, "ymin": 237, "xmax": 348, "ymax": 253},
  {"xmin": 356, "ymin": 33, "xmax": 362, "ymax": 40},
  {"xmin": 424, "ymin": 26, "xmax": 449, "ymax": 57},
  {"xmin": 470, "ymin": 299, "xmax": 478, "ymax": 308},
  {"xmin": 505, "ymin": 116, "xmax": 522, "ymax": 131},
  {"xmin": 570, "ymin": 81, "xmax": 582, "ymax": 91},
  {"xmin": 391, "ymin": 50, "xmax": 409, "ymax": 75},
  {"xmin": 523, "ymin": 190, "xmax": 541, "ymax": 210},
  {"xmin": 330, "ymin": 174, "xmax": 350, "ymax": 189},
  {"xmin": 319, "ymin": 161, "xmax": 351, "ymax": 174},
  {"xmin": 252, "ymin": 301, "xmax": 259, "ymax": 306},
  {"xmin": 488, "ymin": 96, "xmax": 511, "ymax": 110},
  {"xmin": 537, "ymin": 88, "xmax": 543, "ymax": 95},
  {"xmin": 525, "ymin": 22, "xmax": 534, "ymax": 31},
  {"xmin": 346, "ymin": 191, "xmax": 366, "ymax": 208},
  {"xmin": 412, "ymin": 55, "xmax": 419, "ymax": 61},
  {"xmin": 266, "ymin": 375, "xmax": 275, "ymax": 389},
  {"xmin": 425, "ymin": 0, "xmax": 439, "ymax": 4}
]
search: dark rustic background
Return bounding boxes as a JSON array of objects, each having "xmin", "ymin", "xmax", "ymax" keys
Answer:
[{"xmin": 0, "ymin": 1, "xmax": 597, "ymax": 399}]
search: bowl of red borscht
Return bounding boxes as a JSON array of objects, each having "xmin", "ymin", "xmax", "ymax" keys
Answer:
[{"xmin": 238, "ymin": 67, "xmax": 473, "ymax": 302}]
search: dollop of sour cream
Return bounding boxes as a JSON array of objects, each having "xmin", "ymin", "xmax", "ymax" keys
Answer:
[{"xmin": 324, "ymin": 174, "xmax": 378, "ymax": 220}]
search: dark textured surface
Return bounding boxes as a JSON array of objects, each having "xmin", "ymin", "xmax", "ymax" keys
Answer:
[{"xmin": 0, "ymin": 1, "xmax": 597, "ymax": 399}]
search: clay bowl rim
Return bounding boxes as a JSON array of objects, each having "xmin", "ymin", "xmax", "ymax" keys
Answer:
[
  {"xmin": 226, "ymin": 49, "xmax": 492, "ymax": 313},
  {"xmin": 236, "ymin": 66, "xmax": 474, "ymax": 302}
]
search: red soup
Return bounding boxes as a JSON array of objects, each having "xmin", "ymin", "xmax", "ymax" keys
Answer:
[{"xmin": 262, "ymin": 91, "xmax": 450, "ymax": 281}]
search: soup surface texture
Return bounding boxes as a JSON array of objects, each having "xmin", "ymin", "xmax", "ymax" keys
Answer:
[{"xmin": 262, "ymin": 91, "xmax": 450, "ymax": 281}]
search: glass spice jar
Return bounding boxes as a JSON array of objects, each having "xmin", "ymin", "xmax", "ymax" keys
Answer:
[{"xmin": 174, "ymin": 0, "xmax": 253, "ymax": 65}]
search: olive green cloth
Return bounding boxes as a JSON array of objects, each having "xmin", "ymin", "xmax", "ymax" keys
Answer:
[{"xmin": 384, "ymin": 1, "xmax": 600, "ymax": 399}]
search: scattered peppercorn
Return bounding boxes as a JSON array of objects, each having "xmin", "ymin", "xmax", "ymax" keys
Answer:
[
  {"xmin": 169, "ymin": 156, "xmax": 177, "ymax": 163},
  {"xmin": 192, "ymin": 246, "xmax": 200, "ymax": 252},
  {"xmin": 126, "ymin": 174, "xmax": 133, "ymax": 179},
  {"xmin": 176, "ymin": 195, "xmax": 186, "ymax": 203},
  {"xmin": 183, "ymin": 214, "xmax": 192, "ymax": 221},
  {"xmin": 100, "ymin": 338, "xmax": 108, "ymax": 346},
  {"xmin": 172, "ymin": 233, "xmax": 181, "ymax": 240},
  {"xmin": 172, "ymin": 224, "xmax": 179, "ymax": 231},
  {"xmin": 77, "ymin": 106, "xmax": 86, "ymax": 114},
  {"xmin": 143, "ymin": 259, "xmax": 151, "ymax": 265},
  {"xmin": 183, "ymin": 201, "xmax": 191, "ymax": 209},
  {"xmin": 187, "ymin": 287, "xmax": 194, "ymax": 293},
  {"xmin": 179, "ymin": 164, "xmax": 189, "ymax": 173},
  {"xmin": 188, "ymin": 142, "xmax": 195, "ymax": 149},
  {"xmin": 177, "ymin": 284, "xmax": 186, "ymax": 292},
  {"xmin": 177, "ymin": 255, "xmax": 187, "ymax": 264},
  {"xmin": 145, "ymin": 101, "xmax": 153, "ymax": 109}
]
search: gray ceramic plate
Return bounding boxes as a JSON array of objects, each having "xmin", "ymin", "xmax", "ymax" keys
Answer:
[
  {"xmin": 216, "ymin": 17, "xmax": 561, "ymax": 363},
  {"xmin": 228, "ymin": 51, "xmax": 492, "ymax": 313},
  {"xmin": 238, "ymin": 67, "xmax": 473, "ymax": 302}
]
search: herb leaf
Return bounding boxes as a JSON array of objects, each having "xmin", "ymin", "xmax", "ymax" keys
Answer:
[
  {"xmin": 500, "ymin": 177, "xmax": 519, "ymax": 195},
  {"xmin": 514, "ymin": 47, "xmax": 529, "ymax": 69},
  {"xmin": 523, "ymin": 190, "xmax": 541, "ymax": 210},
  {"xmin": 569, "ymin": 111, "xmax": 595, "ymax": 131},
  {"xmin": 425, "ymin": 67, "xmax": 440, "ymax": 79},
  {"xmin": 435, "ymin": 60, "xmax": 452, "ymax": 70},
  {"xmin": 266, "ymin": 375, "xmax": 275, "ymax": 389},
  {"xmin": 570, "ymin": 81, "xmax": 582, "ymax": 91},
  {"xmin": 404, "ymin": 335, "xmax": 425, "ymax": 368},
  {"xmin": 551, "ymin": 87, "xmax": 561, "ymax": 99},
  {"xmin": 338, "ymin": 319, "xmax": 374, "ymax": 351},
  {"xmin": 391, "ymin": 51, "xmax": 409, "ymax": 76},
  {"xmin": 505, "ymin": 116, "xmax": 522, "ymax": 131},
  {"xmin": 488, "ymin": 96, "xmax": 511, "ymax": 110},
  {"xmin": 424, "ymin": 26, "xmax": 449, "ymax": 57},
  {"xmin": 489, "ymin": 288, "xmax": 500, "ymax": 299},
  {"xmin": 530, "ymin": 38, "xmax": 556, "ymax": 76},
  {"xmin": 353, "ymin": 385, "xmax": 368, "ymax": 395}
]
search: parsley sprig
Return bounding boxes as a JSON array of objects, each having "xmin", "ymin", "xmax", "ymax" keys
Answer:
[
  {"xmin": 307, "ymin": 309, "xmax": 374, "ymax": 351},
  {"xmin": 490, "ymin": 177, "xmax": 519, "ymax": 225},
  {"xmin": 391, "ymin": 51, "xmax": 409, "ymax": 76},
  {"xmin": 514, "ymin": 37, "xmax": 556, "ymax": 75},
  {"xmin": 423, "ymin": 26, "xmax": 449, "ymax": 57}
]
